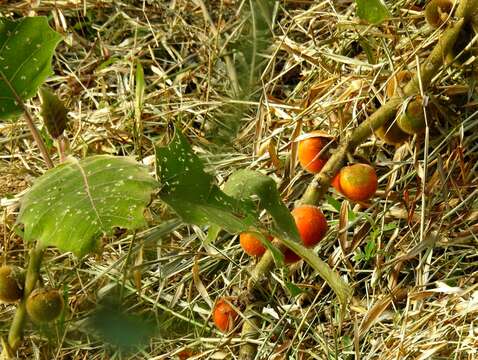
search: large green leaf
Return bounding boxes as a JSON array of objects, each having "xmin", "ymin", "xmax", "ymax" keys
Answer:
[
  {"xmin": 356, "ymin": 0, "xmax": 390, "ymax": 24},
  {"xmin": 18, "ymin": 156, "xmax": 157, "ymax": 257},
  {"xmin": 223, "ymin": 170, "xmax": 352, "ymax": 307},
  {"xmin": 155, "ymin": 130, "xmax": 260, "ymax": 233},
  {"xmin": 0, "ymin": 17, "xmax": 62, "ymax": 120}
]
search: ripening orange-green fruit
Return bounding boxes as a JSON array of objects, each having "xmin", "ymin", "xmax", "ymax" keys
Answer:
[
  {"xmin": 0, "ymin": 265, "xmax": 24, "ymax": 303},
  {"xmin": 212, "ymin": 297, "xmax": 238, "ymax": 332},
  {"xmin": 425, "ymin": 0, "xmax": 454, "ymax": 28},
  {"xmin": 26, "ymin": 288, "xmax": 64, "ymax": 323},
  {"xmin": 297, "ymin": 132, "xmax": 328, "ymax": 173},
  {"xmin": 386, "ymin": 70, "xmax": 412, "ymax": 98},
  {"xmin": 239, "ymin": 232, "xmax": 272, "ymax": 257},
  {"xmin": 338, "ymin": 164, "xmax": 378, "ymax": 201},
  {"xmin": 291, "ymin": 205, "xmax": 328, "ymax": 248},
  {"xmin": 397, "ymin": 97, "xmax": 426, "ymax": 135}
]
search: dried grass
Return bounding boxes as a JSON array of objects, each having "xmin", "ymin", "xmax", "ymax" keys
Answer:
[{"xmin": 0, "ymin": 0, "xmax": 477, "ymax": 359}]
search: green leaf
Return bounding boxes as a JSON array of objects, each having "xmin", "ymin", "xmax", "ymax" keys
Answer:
[
  {"xmin": 356, "ymin": 0, "xmax": 390, "ymax": 24},
  {"xmin": 285, "ymin": 282, "xmax": 306, "ymax": 297},
  {"xmin": 156, "ymin": 131, "xmax": 260, "ymax": 233},
  {"xmin": 0, "ymin": 17, "xmax": 62, "ymax": 120},
  {"xmin": 88, "ymin": 305, "xmax": 155, "ymax": 350},
  {"xmin": 223, "ymin": 169, "xmax": 353, "ymax": 308},
  {"xmin": 18, "ymin": 156, "xmax": 157, "ymax": 257},
  {"xmin": 223, "ymin": 169, "xmax": 300, "ymax": 244}
]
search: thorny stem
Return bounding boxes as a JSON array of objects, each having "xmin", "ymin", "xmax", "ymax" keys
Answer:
[
  {"xmin": 7, "ymin": 245, "xmax": 45, "ymax": 353},
  {"xmin": 239, "ymin": 5, "xmax": 472, "ymax": 358}
]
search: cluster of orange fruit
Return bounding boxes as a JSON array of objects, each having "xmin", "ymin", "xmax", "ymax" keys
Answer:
[{"xmin": 213, "ymin": 132, "xmax": 379, "ymax": 332}]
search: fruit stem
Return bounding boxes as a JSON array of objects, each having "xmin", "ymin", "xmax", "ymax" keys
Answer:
[{"xmin": 7, "ymin": 245, "xmax": 44, "ymax": 353}]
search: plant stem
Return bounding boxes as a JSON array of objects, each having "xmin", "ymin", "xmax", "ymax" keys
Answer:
[
  {"xmin": 7, "ymin": 245, "xmax": 44, "ymax": 352},
  {"xmin": 0, "ymin": 71, "xmax": 54, "ymax": 170}
]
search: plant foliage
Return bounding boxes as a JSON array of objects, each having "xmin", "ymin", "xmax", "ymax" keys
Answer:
[
  {"xmin": 0, "ymin": 17, "xmax": 62, "ymax": 119},
  {"xmin": 18, "ymin": 156, "xmax": 157, "ymax": 257}
]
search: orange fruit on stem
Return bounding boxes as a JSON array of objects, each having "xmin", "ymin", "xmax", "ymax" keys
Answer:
[
  {"xmin": 291, "ymin": 205, "xmax": 328, "ymax": 248},
  {"xmin": 281, "ymin": 205, "xmax": 328, "ymax": 263},
  {"xmin": 239, "ymin": 232, "xmax": 271, "ymax": 257},
  {"xmin": 298, "ymin": 133, "xmax": 328, "ymax": 173},
  {"xmin": 213, "ymin": 298, "xmax": 238, "ymax": 332},
  {"xmin": 338, "ymin": 164, "xmax": 378, "ymax": 201}
]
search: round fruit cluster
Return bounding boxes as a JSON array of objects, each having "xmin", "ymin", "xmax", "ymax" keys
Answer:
[
  {"xmin": 239, "ymin": 204, "xmax": 328, "ymax": 264},
  {"xmin": 0, "ymin": 265, "xmax": 64, "ymax": 324},
  {"xmin": 297, "ymin": 131, "xmax": 378, "ymax": 202}
]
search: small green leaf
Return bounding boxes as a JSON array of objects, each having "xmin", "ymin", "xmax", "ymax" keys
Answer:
[
  {"xmin": 326, "ymin": 194, "xmax": 341, "ymax": 212},
  {"xmin": 156, "ymin": 131, "xmax": 260, "ymax": 233},
  {"xmin": 39, "ymin": 88, "xmax": 68, "ymax": 139},
  {"xmin": 356, "ymin": 0, "xmax": 390, "ymax": 24},
  {"xmin": 0, "ymin": 17, "xmax": 62, "ymax": 119},
  {"xmin": 18, "ymin": 156, "xmax": 157, "ymax": 257},
  {"xmin": 285, "ymin": 282, "xmax": 306, "ymax": 297}
]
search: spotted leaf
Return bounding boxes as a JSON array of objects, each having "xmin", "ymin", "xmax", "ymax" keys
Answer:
[
  {"xmin": 0, "ymin": 17, "xmax": 62, "ymax": 120},
  {"xmin": 156, "ymin": 130, "xmax": 260, "ymax": 233},
  {"xmin": 17, "ymin": 156, "xmax": 158, "ymax": 257}
]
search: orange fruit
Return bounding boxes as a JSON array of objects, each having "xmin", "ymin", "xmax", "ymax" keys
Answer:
[
  {"xmin": 298, "ymin": 133, "xmax": 328, "ymax": 173},
  {"xmin": 291, "ymin": 205, "xmax": 328, "ymax": 248},
  {"xmin": 239, "ymin": 232, "xmax": 271, "ymax": 257},
  {"xmin": 338, "ymin": 164, "xmax": 378, "ymax": 201},
  {"xmin": 212, "ymin": 298, "xmax": 238, "ymax": 332},
  {"xmin": 281, "ymin": 205, "xmax": 328, "ymax": 263}
]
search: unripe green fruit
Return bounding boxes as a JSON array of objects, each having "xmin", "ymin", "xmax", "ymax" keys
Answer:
[
  {"xmin": 397, "ymin": 98, "xmax": 426, "ymax": 135},
  {"xmin": 0, "ymin": 265, "xmax": 24, "ymax": 303},
  {"xmin": 26, "ymin": 288, "xmax": 64, "ymax": 323},
  {"xmin": 375, "ymin": 118, "xmax": 409, "ymax": 145}
]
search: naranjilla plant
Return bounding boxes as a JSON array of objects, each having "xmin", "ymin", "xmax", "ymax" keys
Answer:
[{"xmin": 0, "ymin": 0, "xmax": 478, "ymax": 358}]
